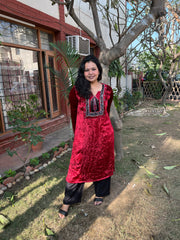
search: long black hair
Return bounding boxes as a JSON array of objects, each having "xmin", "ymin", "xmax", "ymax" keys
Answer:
[{"xmin": 75, "ymin": 55, "xmax": 102, "ymax": 99}]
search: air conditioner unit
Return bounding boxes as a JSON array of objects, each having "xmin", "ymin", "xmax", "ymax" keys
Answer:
[{"xmin": 66, "ymin": 35, "xmax": 90, "ymax": 56}]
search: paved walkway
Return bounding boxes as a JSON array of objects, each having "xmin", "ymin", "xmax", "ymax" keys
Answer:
[{"xmin": 0, "ymin": 125, "xmax": 71, "ymax": 176}]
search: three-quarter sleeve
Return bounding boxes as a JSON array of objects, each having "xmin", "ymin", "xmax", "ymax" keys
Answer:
[
  {"xmin": 69, "ymin": 86, "xmax": 78, "ymax": 133},
  {"xmin": 107, "ymin": 87, "xmax": 113, "ymax": 115}
]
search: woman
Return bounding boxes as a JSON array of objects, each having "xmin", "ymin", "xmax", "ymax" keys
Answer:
[{"xmin": 59, "ymin": 55, "xmax": 114, "ymax": 219}]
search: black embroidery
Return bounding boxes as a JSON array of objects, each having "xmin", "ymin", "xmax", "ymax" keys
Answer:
[
  {"xmin": 90, "ymin": 97, "xmax": 99, "ymax": 112},
  {"xmin": 86, "ymin": 84, "xmax": 104, "ymax": 117}
]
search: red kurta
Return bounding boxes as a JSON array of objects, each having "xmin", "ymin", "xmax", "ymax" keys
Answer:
[{"xmin": 66, "ymin": 83, "xmax": 114, "ymax": 183}]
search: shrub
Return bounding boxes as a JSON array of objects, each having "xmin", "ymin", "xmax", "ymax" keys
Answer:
[
  {"xmin": 0, "ymin": 177, "xmax": 4, "ymax": 184},
  {"xmin": 123, "ymin": 90, "xmax": 134, "ymax": 110},
  {"xmin": 4, "ymin": 169, "xmax": 16, "ymax": 178},
  {"xmin": 59, "ymin": 142, "xmax": 66, "ymax": 148},
  {"xmin": 30, "ymin": 157, "xmax": 40, "ymax": 166},
  {"xmin": 113, "ymin": 89, "xmax": 142, "ymax": 113},
  {"xmin": 132, "ymin": 91, "xmax": 142, "ymax": 105},
  {"xmin": 41, "ymin": 152, "xmax": 50, "ymax": 160},
  {"xmin": 51, "ymin": 147, "xmax": 59, "ymax": 153},
  {"xmin": 113, "ymin": 89, "xmax": 122, "ymax": 113}
]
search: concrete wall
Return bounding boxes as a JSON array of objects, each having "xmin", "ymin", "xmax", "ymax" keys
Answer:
[
  {"xmin": 111, "ymin": 75, "xmax": 132, "ymax": 98},
  {"xmin": 17, "ymin": 0, "xmax": 59, "ymax": 19}
]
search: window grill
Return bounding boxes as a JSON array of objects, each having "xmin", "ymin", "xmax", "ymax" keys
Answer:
[{"xmin": 0, "ymin": 58, "xmax": 42, "ymax": 131}]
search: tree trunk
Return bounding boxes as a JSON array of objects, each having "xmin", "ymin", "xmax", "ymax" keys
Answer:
[
  {"xmin": 162, "ymin": 84, "xmax": 172, "ymax": 105},
  {"xmin": 110, "ymin": 102, "xmax": 124, "ymax": 160},
  {"xmin": 101, "ymin": 63, "xmax": 123, "ymax": 160}
]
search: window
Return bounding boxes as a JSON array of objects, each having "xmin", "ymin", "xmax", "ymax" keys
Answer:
[
  {"xmin": 0, "ymin": 47, "xmax": 42, "ymax": 130},
  {"xmin": 0, "ymin": 20, "xmax": 38, "ymax": 48},
  {"xmin": 40, "ymin": 31, "xmax": 53, "ymax": 50},
  {"xmin": 0, "ymin": 18, "xmax": 60, "ymax": 133}
]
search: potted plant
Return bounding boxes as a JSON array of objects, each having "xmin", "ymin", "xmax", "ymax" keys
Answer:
[{"xmin": 6, "ymin": 94, "xmax": 46, "ymax": 168}]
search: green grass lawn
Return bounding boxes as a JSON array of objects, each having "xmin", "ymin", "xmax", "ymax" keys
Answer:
[{"xmin": 0, "ymin": 152, "xmax": 71, "ymax": 240}]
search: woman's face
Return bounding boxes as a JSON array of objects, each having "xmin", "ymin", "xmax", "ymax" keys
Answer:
[{"xmin": 84, "ymin": 61, "xmax": 99, "ymax": 83}]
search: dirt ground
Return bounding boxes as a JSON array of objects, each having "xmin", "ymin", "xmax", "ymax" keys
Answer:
[
  {"xmin": 0, "ymin": 100, "xmax": 180, "ymax": 240},
  {"xmin": 58, "ymin": 100, "xmax": 180, "ymax": 240}
]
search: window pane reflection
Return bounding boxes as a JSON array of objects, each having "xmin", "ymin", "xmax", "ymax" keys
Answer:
[
  {"xmin": 0, "ymin": 20, "xmax": 38, "ymax": 48},
  {"xmin": 0, "ymin": 47, "xmax": 43, "ymax": 129},
  {"xmin": 40, "ymin": 31, "xmax": 53, "ymax": 50}
]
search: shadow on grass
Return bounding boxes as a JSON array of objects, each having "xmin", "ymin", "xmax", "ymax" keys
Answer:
[
  {"xmin": 0, "ymin": 145, "xmax": 146, "ymax": 240},
  {"xmin": 0, "ymin": 176, "xmax": 49, "ymax": 212},
  {"xmin": 0, "ymin": 176, "xmax": 66, "ymax": 239},
  {"xmin": 55, "ymin": 178, "xmax": 130, "ymax": 240},
  {"xmin": 1, "ymin": 113, "xmax": 180, "ymax": 240},
  {"xmin": 0, "ymin": 149, "xmax": 134, "ymax": 240},
  {"xmin": 0, "ymin": 153, "xmax": 72, "ymax": 239}
]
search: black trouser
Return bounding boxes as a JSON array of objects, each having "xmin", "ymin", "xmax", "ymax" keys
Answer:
[{"xmin": 63, "ymin": 177, "xmax": 111, "ymax": 205}]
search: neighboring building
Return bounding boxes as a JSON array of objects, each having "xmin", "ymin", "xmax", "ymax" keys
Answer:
[{"xmin": 0, "ymin": 0, "xmax": 98, "ymax": 153}]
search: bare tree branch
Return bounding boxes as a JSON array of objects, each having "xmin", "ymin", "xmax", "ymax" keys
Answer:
[
  {"xmin": 88, "ymin": 0, "xmax": 106, "ymax": 49},
  {"xmin": 101, "ymin": 0, "xmax": 166, "ymax": 64},
  {"xmin": 50, "ymin": 0, "xmax": 70, "ymax": 5},
  {"xmin": 166, "ymin": 1, "xmax": 180, "ymax": 23}
]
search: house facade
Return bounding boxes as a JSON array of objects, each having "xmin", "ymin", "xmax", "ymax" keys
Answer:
[{"xmin": 0, "ymin": 0, "xmax": 99, "ymax": 153}]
